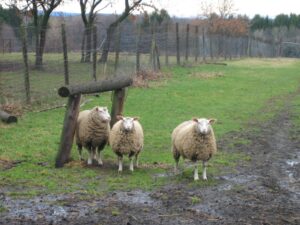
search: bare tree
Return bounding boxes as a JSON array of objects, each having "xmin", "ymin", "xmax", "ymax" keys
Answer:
[
  {"xmin": 98, "ymin": 0, "xmax": 142, "ymax": 63},
  {"xmin": 80, "ymin": 0, "xmax": 110, "ymax": 62},
  {"xmin": 217, "ymin": 0, "xmax": 236, "ymax": 19},
  {"xmin": 19, "ymin": 0, "xmax": 64, "ymax": 69}
]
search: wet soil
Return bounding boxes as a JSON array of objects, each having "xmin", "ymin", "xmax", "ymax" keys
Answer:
[{"xmin": 1, "ymin": 92, "xmax": 300, "ymax": 225}]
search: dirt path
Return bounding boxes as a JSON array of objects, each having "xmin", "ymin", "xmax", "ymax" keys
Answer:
[{"xmin": 1, "ymin": 92, "xmax": 300, "ymax": 225}]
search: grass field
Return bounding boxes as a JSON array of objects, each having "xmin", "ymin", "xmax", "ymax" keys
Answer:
[{"xmin": 1, "ymin": 57, "xmax": 300, "ymax": 197}]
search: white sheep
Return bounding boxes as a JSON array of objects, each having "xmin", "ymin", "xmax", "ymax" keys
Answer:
[
  {"xmin": 172, "ymin": 118, "xmax": 217, "ymax": 181},
  {"xmin": 109, "ymin": 115, "xmax": 144, "ymax": 172},
  {"xmin": 75, "ymin": 106, "xmax": 111, "ymax": 165}
]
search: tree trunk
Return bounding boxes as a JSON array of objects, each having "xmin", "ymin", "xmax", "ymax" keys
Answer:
[
  {"xmin": 80, "ymin": 29, "xmax": 86, "ymax": 62},
  {"xmin": 85, "ymin": 25, "xmax": 92, "ymax": 62},
  {"xmin": 99, "ymin": 25, "xmax": 115, "ymax": 63},
  {"xmin": 35, "ymin": 11, "xmax": 51, "ymax": 70}
]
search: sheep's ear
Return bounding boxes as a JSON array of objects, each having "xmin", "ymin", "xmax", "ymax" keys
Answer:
[
  {"xmin": 116, "ymin": 115, "xmax": 123, "ymax": 120},
  {"xmin": 209, "ymin": 118, "xmax": 217, "ymax": 124},
  {"xmin": 192, "ymin": 117, "xmax": 198, "ymax": 122},
  {"xmin": 95, "ymin": 107, "xmax": 99, "ymax": 111},
  {"xmin": 133, "ymin": 117, "xmax": 139, "ymax": 121}
]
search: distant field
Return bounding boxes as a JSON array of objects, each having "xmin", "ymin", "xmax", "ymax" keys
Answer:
[{"xmin": 0, "ymin": 58, "xmax": 300, "ymax": 196}]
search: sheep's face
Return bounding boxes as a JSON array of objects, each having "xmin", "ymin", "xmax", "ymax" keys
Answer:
[
  {"xmin": 193, "ymin": 118, "xmax": 216, "ymax": 135},
  {"xmin": 117, "ymin": 116, "xmax": 139, "ymax": 132},
  {"xmin": 96, "ymin": 107, "xmax": 111, "ymax": 122}
]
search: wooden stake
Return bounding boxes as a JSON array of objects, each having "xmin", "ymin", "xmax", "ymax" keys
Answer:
[{"xmin": 55, "ymin": 94, "xmax": 81, "ymax": 168}]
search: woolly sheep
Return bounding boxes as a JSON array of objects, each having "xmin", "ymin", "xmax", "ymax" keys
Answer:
[
  {"xmin": 109, "ymin": 115, "xmax": 144, "ymax": 172},
  {"xmin": 172, "ymin": 118, "xmax": 217, "ymax": 181},
  {"xmin": 75, "ymin": 106, "xmax": 111, "ymax": 165}
]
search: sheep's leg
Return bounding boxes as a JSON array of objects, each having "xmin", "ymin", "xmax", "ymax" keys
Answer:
[
  {"xmin": 87, "ymin": 148, "xmax": 93, "ymax": 165},
  {"xmin": 96, "ymin": 150, "xmax": 103, "ymax": 166},
  {"xmin": 129, "ymin": 157, "xmax": 134, "ymax": 172},
  {"xmin": 173, "ymin": 149, "xmax": 180, "ymax": 174},
  {"xmin": 118, "ymin": 156, "xmax": 123, "ymax": 172},
  {"xmin": 202, "ymin": 161, "xmax": 208, "ymax": 180},
  {"xmin": 134, "ymin": 154, "xmax": 139, "ymax": 168},
  {"xmin": 77, "ymin": 144, "xmax": 83, "ymax": 161},
  {"xmin": 194, "ymin": 163, "xmax": 199, "ymax": 181}
]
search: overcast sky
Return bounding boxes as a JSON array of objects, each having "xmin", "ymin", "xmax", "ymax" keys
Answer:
[{"xmin": 56, "ymin": 0, "xmax": 300, "ymax": 18}]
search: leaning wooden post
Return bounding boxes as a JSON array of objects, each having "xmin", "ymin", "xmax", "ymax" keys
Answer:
[
  {"xmin": 92, "ymin": 26, "xmax": 97, "ymax": 81},
  {"xmin": 176, "ymin": 23, "xmax": 180, "ymax": 65},
  {"xmin": 185, "ymin": 24, "xmax": 190, "ymax": 61},
  {"xmin": 110, "ymin": 88, "xmax": 126, "ymax": 127},
  {"xmin": 55, "ymin": 94, "xmax": 81, "ymax": 168},
  {"xmin": 21, "ymin": 25, "xmax": 31, "ymax": 104},
  {"xmin": 61, "ymin": 23, "xmax": 69, "ymax": 85}
]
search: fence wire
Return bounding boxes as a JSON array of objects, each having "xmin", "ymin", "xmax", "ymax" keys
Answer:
[{"xmin": 0, "ymin": 21, "xmax": 285, "ymax": 109}]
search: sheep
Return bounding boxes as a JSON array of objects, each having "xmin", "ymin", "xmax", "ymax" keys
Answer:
[
  {"xmin": 75, "ymin": 106, "xmax": 111, "ymax": 166},
  {"xmin": 109, "ymin": 115, "xmax": 144, "ymax": 172},
  {"xmin": 172, "ymin": 118, "xmax": 217, "ymax": 181}
]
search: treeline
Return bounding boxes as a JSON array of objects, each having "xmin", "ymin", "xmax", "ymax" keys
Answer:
[{"xmin": 251, "ymin": 14, "xmax": 300, "ymax": 30}]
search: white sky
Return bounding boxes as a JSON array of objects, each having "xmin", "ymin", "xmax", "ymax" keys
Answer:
[{"xmin": 57, "ymin": 0, "xmax": 300, "ymax": 18}]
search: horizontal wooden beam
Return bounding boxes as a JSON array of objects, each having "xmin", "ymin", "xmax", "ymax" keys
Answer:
[
  {"xmin": 0, "ymin": 110, "xmax": 17, "ymax": 123},
  {"xmin": 58, "ymin": 76, "xmax": 133, "ymax": 97}
]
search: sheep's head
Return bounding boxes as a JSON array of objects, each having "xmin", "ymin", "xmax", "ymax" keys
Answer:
[
  {"xmin": 192, "ymin": 118, "xmax": 216, "ymax": 135},
  {"xmin": 117, "ymin": 115, "xmax": 139, "ymax": 132},
  {"xmin": 95, "ymin": 106, "xmax": 111, "ymax": 122}
]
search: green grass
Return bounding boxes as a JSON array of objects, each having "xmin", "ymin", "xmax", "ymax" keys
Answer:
[{"xmin": 1, "ymin": 57, "xmax": 300, "ymax": 197}]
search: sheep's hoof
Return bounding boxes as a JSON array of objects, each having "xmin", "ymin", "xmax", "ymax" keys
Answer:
[{"xmin": 203, "ymin": 177, "xmax": 208, "ymax": 181}]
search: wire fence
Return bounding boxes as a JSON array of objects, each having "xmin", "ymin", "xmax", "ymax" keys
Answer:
[{"xmin": 0, "ymin": 20, "xmax": 280, "ymax": 110}]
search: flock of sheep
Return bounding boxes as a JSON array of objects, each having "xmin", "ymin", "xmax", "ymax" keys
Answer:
[{"xmin": 75, "ymin": 106, "xmax": 217, "ymax": 181}]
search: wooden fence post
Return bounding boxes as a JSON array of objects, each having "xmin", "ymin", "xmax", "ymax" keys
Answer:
[
  {"xmin": 195, "ymin": 26, "xmax": 199, "ymax": 62},
  {"xmin": 136, "ymin": 24, "xmax": 141, "ymax": 73},
  {"xmin": 92, "ymin": 26, "xmax": 97, "ymax": 81},
  {"xmin": 202, "ymin": 27, "xmax": 206, "ymax": 62},
  {"xmin": 55, "ymin": 94, "xmax": 81, "ymax": 168},
  {"xmin": 176, "ymin": 23, "xmax": 180, "ymax": 65},
  {"xmin": 61, "ymin": 23, "xmax": 69, "ymax": 85},
  {"xmin": 81, "ymin": 29, "xmax": 86, "ymax": 63},
  {"xmin": 21, "ymin": 25, "xmax": 31, "ymax": 104},
  {"xmin": 165, "ymin": 23, "xmax": 169, "ymax": 66},
  {"xmin": 185, "ymin": 24, "xmax": 190, "ymax": 61},
  {"xmin": 110, "ymin": 88, "xmax": 126, "ymax": 127},
  {"xmin": 114, "ymin": 25, "xmax": 121, "ymax": 74}
]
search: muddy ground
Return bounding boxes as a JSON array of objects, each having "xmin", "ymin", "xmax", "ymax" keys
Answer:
[{"xmin": 1, "ymin": 92, "xmax": 300, "ymax": 225}]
